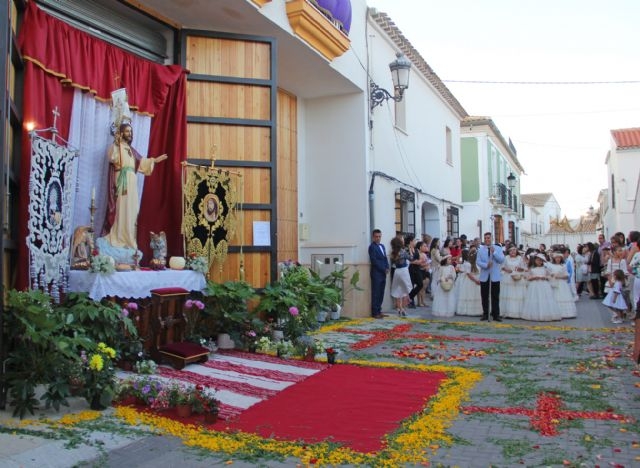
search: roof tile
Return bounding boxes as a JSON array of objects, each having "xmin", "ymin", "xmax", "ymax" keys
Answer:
[{"xmin": 611, "ymin": 127, "xmax": 640, "ymax": 149}]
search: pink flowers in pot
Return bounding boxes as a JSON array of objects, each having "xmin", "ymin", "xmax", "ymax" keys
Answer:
[{"xmin": 185, "ymin": 299, "xmax": 205, "ymax": 310}]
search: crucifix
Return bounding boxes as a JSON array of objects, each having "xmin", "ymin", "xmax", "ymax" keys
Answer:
[
  {"xmin": 113, "ymin": 72, "xmax": 121, "ymax": 89},
  {"xmin": 51, "ymin": 106, "xmax": 60, "ymax": 132}
]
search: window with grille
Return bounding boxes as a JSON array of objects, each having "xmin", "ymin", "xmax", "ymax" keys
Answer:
[
  {"xmin": 445, "ymin": 126, "xmax": 452, "ymax": 165},
  {"xmin": 394, "ymin": 188, "xmax": 415, "ymax": 236},
  {"xmin": 446, "ymin": 207, "xmax": 459, "ymax": 238},
  {"xmin": 611, "ymin": 174, "xmax": 616, "ymax": 209}
]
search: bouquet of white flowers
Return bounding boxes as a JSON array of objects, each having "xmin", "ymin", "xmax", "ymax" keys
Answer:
[
  {"xmin": 90, "ymin": 254, "xmax": 115, "ymax": 274},
  {"xmin": 186, "ymin": 254, "xmax": 209, "ymax": 274}
]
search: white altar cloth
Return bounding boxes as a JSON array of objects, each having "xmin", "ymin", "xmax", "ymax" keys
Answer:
[{"xmin": 68, "ymin": 270, "xmax": 207, "ymax": 300}]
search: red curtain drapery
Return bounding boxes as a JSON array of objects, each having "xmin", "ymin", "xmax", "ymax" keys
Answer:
[
  {"xmin": 16, "ymin": 2, "xmax": 187, "ymax": 289},
  {"xmin": 18, "ymin": 2, "xmax": 182, "ymax": 115}
]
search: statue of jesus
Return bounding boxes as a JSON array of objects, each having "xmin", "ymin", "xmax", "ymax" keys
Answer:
[{"xmin": 100, "ymin": 122, "xmax": 167, "ymax": 257}]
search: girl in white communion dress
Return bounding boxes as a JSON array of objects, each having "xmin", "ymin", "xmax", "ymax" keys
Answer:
[{"xmin": 521, "ymin": 253, "xmax": 562, "ymax": 322}]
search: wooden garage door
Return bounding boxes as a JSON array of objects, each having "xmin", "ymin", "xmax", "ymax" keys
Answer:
[{"xmin": 182, "ymin": 31, "xmax": 297, "ymax": 288}]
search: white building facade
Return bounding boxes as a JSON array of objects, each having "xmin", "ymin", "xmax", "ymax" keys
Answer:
[
  {"xmin": 602, "ymin": 128, "xmax": 640, "ymax": 238},
  {"xmin": 460, "ymin": 117, "xmax": 525, "ymax": 244}
]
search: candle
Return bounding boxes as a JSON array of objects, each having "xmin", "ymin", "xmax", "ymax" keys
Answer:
[{"xmin": 91, "ymin": 187, "xmax": 95, "ymax": 201}]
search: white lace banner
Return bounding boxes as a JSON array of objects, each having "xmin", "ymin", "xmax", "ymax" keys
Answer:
[{"xmin": 27, "ymin": 134, "xmax": 78, "ymax": 301}]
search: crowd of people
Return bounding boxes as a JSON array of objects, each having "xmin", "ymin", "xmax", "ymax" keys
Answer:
[{"xmin": 369, "ymin": 229, "xmax": 640, "ymax": 324}]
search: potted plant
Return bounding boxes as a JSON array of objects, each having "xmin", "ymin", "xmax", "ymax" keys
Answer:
[
  {"xmin": 201, "ymin": 280, "xmax": 257, "ymax": 348},
  {"xmin": 174, "ymin": 384, "xmax": 198, "ymax": 418},
  {"xmin": 134, "ymin": 359, "xmax": 158, "ymax": 375},
  {"xmin": 256, "ymin": 336, "xmax": 274, "ymax": 354},
  {"xmin": 3, "ymin": 289, "xmax": 139, "ymax": 418},
  {"xmin": 256, "ymin": 264, "xmax": 326, "ymax": 341},
  {"xmin": 183, "ymin": 299, "xmax": 206, "ymax": 343},
  {"xmin": 81, "ymin": 342, "xmax": 118, "ymax": 410},
  {"xmin": 297, "ymin": 338, "xmax": 325, "ymax": 361},
  {"xmin": 325, "ymin": 346, "xmax": 339, "ymax": 365},
  {"xmin": 191, "ymin": 386, "xmax": 220, "ymax": 424},
  {"xmin": 203, "ymin": 397, "xmax": 220, "ymax": 424},
  {"xmin": 127, "ymin": 375, "xmax": 163, "ymax": 406},
  {"xmin": 314, "ymin": 265, "xmax": 362, "ymax": 320},
  {"xmin": 275, "ymin": 339, "xmax": 294, "ymax": 358}
]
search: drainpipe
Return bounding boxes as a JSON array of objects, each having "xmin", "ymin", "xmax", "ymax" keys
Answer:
[{"xmin": 369, "ymin": 172, "xmax": 377, "ymax": 233}]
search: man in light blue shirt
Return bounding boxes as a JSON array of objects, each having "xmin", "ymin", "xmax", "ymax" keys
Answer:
[{"xmin": 476, "ymin": 232, "xmax": 505, "ymax": 322}]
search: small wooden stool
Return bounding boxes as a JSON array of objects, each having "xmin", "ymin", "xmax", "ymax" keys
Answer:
[{"xmin": 150, "ymin": 287, "xmax": 209, "ymax": 369}]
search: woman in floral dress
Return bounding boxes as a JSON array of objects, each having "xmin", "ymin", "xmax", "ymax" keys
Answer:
[{"xmin": 500, "ymin": 246, "xmax": 527, "ymax": 319}]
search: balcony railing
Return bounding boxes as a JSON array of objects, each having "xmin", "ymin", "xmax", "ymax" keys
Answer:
[{"xmin": 492, "ymin": 183, "xmax": 519, "ymax": 213}]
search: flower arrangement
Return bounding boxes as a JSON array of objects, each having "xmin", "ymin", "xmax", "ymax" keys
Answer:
[
  {"xmin": 276, "ymin": 339, "xmax": 294, "ymax": 358},
  {"xmin": 325, "ymin": 347, "xmax": 339, "ymax": 356},
  {"xmin": 90, "ymin": 254, "xmax": 115, "ymax": 274},
  {"xmin": 201, "ymin": 393, "xmax": 220, "ymax": 417},
  {"xmin": 242, "ymin": 329, "xmax": 258, "ymax": 351},
  {"xmin": 325, "ymin": 346, "xmax": 339, "ymax": 364},
  {"xmin": 310, "ymin": 338, "xmax": 326, "ymax": 354},
  {"xmin": 256, "ymin": 336, "xmax": 273, "ymax": 353},
  {"xmin": 121, "ymin": 375, "xmax": 164, "ymax": 405},
  {"xmin": 134, "ymin": 359, "xmax": 158, "ymax": 375},
  {"xmin": 199, "ymin": 337, "xmax": 217, "ymax": 353},
  {"xmin": 255, "ymin": 336, "xmax": 294, "ymax": 358},
  {"xmin": 183, "ymin": 299, "xmax": 205, "ymax": 341},
  {"xmin": 150, "ymin": 380, "xmax": 182, "ymax": 411},
  {"xmin": 82, "ymin": 342, "xmax": 117, "ymax": 410},
  {"xmin": 186, "ymin": 253, "xmax": 209, "ymax": 274}
]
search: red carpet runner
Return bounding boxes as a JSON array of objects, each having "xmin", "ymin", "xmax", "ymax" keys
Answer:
[{"xmin": 226, "ymin": 364, "xmax": 447, "ymax": 453}]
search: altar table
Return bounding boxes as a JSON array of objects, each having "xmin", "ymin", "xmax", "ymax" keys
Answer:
[{"xmin": 68, "ymin": 269, "xmax": 207, "ymax": 300}]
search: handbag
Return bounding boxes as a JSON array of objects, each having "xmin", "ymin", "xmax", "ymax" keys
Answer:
[{"xmin": 440, "ymin": 278, "xmax": 454, "ymax": 292}]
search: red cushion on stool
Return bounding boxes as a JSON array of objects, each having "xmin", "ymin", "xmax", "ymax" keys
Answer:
[
  {"xmin": 150, "ymin": 287, "xmax": 189, "ymax": 295},
  {"xmin": 159, "ymin": 341, "xmax": 210, "ymax": 358}
]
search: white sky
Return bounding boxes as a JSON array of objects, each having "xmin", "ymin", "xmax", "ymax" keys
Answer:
[{"xmin": 366, "ymin": 0, "xmax": 640, "ymax": 218}]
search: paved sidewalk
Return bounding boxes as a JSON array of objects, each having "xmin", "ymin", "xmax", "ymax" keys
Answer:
[{"xmin": 0, "ymin": 295, "xmax": 637, "ymax": 467}]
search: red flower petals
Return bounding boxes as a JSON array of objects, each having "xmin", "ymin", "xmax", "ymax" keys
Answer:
[{"xmin": 462, "ymin": 392, "xmax": 632, "ymax": 436}]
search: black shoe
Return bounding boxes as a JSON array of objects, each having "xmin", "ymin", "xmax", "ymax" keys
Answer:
[
  {"xmin": 493, "ymin": 317, "xmax": 503, "ymax": 322},
  {"xmin": 408, "ymin": 302, "xmax": 416, "ymax": 309},
  {"xmin": 480, "ymin": 316, "xmax": 489, "ymax": 321}
]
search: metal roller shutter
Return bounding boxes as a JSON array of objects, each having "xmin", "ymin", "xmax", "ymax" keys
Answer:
[{"xmin": 36, "ymin": 0, "xmax": 170, "ymax": 63}]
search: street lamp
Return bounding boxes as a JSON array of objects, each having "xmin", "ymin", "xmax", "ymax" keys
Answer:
[
  {"xmin": 507, "ymin": 172, "xmax": 517, "ymax": 189},
  {"xmin": 370, "ymin": 52, "xmax": 411, "ymax": 111}
]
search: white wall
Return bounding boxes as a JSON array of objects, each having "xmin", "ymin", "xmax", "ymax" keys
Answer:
[
  {"xmin": 366, "ymin": 20, "xmax": 463, "ymax": 242},
  {"xmin": 606, "ymin": 141, "xmax": 640, "ymax": 236},
  {"xmin": 298, "ymin": 93, "xmax": 369, "ymax": 266}
]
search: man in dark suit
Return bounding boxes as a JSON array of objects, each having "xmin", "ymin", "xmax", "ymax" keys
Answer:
[{"xmin": 368, "ymin": 229, "xmax": 389, "ymax": 319}]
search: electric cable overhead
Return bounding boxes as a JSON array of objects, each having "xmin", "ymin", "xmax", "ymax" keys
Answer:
[{"xmin": 443, "ymin": 79, "xmax": 640, "ymax": 85}]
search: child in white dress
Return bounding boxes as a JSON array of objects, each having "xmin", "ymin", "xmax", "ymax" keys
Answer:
[
  {"xmin": 455, "ymin": 248, "xmax": 482, "ymax": 316},
  {"xmin": 602, "ymin": 269, "xmax": 628, "ymax": 324},
  {"xmin": 548, "ymin": 252, "xmax": 577, "ymax": 319},
  {"xmin": 522, "ymin": 253, "xmax": 562, "ymax": 321},
  {"xmin": 431, "ymin": 255, "xmax": 456, "ymax": 317},
  {"xmin": 500, "ymin": 246, "xmax": 527, "ymax": 319}
]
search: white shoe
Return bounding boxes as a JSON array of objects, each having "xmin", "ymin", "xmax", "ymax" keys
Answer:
[{"xmin": 612, "ymin": 317, "xmax": 623, "ymax": 324}]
